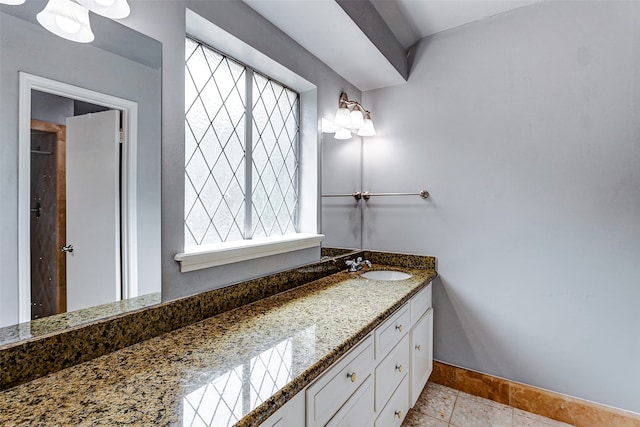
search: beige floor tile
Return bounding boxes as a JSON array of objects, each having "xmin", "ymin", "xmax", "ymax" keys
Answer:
[
  {"xmin": 413, "ymin": 382, "xmax": 459, "ymax": 422},
  {"xmin": 513, "ymin": 408, "xmax": 575, "ymax": 427},
  {"xmin": 449, "ymin": 391, "xmax": 513, "ymax": 427},
  {"xmin": 401, "ymin": 409, "xmax": 450, "ymax": 427}
]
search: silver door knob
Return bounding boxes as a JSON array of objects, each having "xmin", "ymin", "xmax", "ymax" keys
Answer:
[{"xmin": 61, "ymin": 245, "xmax": 74, "ymax": 253}]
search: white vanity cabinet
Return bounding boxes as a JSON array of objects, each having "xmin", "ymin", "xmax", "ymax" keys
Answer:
[
  {"xmin": 306, "ymin": 335, "xmax": 374, "ymax": 427},
  {"xmin": 261, "ymin": 391, "xmax": 305, "ymax": 427},
  {"xmin": 410, "ymin": 282, "xmax": 432, "ymax": 325},
  {"xmin": 372, "ymin": 298, "xmax": 411, "ymax": 426},
  {"xmin": 375, "ymin": 305, "xmax": 410, "ymax": 360},
  {"xmin": 374, "ymin": 334, "xmax": 409, "ymax": 410},
  {"xmin": 375, "ymin": 375, "xmax": 410, "ymax": 427},
  {"xmin": 265, "ymin": 282, "xmax": 433, "ymax": 427},
  {"xmin": 372, "ymin": 282, "xmax": 433, "ymax": 426},
  {"xmin": 326, "ymin": 376, "xmax": 374, "ymax": 427},
  {"xmin": 409, "ymin": 284, "xmax": 434, "ymax": 407}
]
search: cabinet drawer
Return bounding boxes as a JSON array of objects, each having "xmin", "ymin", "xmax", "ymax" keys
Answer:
[
  {"xmin": 374, "ymin": 375, "xmax": 409, "ymax": 427},
  {"xmin": 306, "ymin": 335, "xmax": 374, "ymax": 427},
  {"xmin": 410, "ymin": 283, "xmax": 432, "ymax": 326},
  {"xmin": 375, "ymin": 305, "xmax": 409, "ymax": 360},
  {"xmin": 260, "ymin": 391, "xmax": 304, "ymax": 427},
  {"xmin": 410, "ymin": 308, "xmax": 434, "ymax": 407},
  {"xmin": 326, "ymin": 376, "xmax": 374, "ymax": 427},
  {"xmin": 375, "ymin": 333, "xmax": 409, "ymax": 411}
]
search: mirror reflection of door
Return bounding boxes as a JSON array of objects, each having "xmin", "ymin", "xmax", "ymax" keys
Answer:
[
  {"xmin": 30, "ymin": 91, "xmax": 121, "ymax": 320},
  {"xmin": 66, "ymin": 110, "xmax": 121, "ymax": 312}
]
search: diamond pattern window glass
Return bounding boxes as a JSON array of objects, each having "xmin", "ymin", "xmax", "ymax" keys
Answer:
[
  {"xmin": 182, "ymin": 338, "xmax": 293, "ymax": 426},
  {"xmin": 185, "ymin": 37, "xmax": 300, "ymax": 247}
]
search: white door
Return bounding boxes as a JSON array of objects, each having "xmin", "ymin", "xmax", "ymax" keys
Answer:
[{"xmin": 65, "ymin": 110, "xmax": 121, "ymax": 311}]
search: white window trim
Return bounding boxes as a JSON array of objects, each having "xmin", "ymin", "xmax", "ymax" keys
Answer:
[
  {"xmin": 175, "ymin": 233, "xmax": 324, "ymax": 272},
  {"xmin": 179, "ymin": 9, "xmax": 320, "ymax": 273}
]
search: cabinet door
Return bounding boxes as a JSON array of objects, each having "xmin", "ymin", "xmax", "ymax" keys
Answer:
[
  {"xmin": 410, "ymin": 283, "xmax": 432, "ymax": 326},
  {"xmin": 261, "ymin": 391, "xmax": 304, "ymax": 427},
  {"xmin": 306, "ymin": 335, "xmax": 374, "ymax": 427},
  {"xmin": 375, "ymin": 305, "xmax": 410, "ymax": 360},
  {"xmin": 410, "ymin": 308, "xmax": 434, "ymax": 407},
  {"xmin": 326, "ymin": 376, "xmax": 374, "ymax": 427},
  {"xmin": 374, "ymin": 375, "xmax": 409, "ymax": 427},
  {"xmin": 375, "ymin": 334, "xmax": 409, "ymax": 411}
]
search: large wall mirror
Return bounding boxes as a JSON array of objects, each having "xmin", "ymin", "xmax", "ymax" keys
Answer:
[
  {"xmin": 320, "ymin": 134, "xmax": 363, "ymax": 252},
  {"xmin": 0, "ymin": 2, "xmax": 161, "ymax": 336}
]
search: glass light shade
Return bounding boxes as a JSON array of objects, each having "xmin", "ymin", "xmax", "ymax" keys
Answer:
[
  {"xmin": 350, "ymin": 108, "xmax": 364, "ymax": 129},
  {"xmin": 321, "ymin": 118, "xmax": 339, "ymax": 134},
  {"xmin": 334, "ymin": 128, "xmax": 352, "ymax": 140},
  {"xmin": 76, "ymin": 0, "xmax": 130, "ymax": 19},
  {"xmin": 334, "ymin": 107, "xmax": 352, "ymax": 129},
  {"xmin": 37, "ymin": 0, "xmax": 95, "ymax": 43},
  {"xmin": 0, "ymin": 0, "xmax": 26, "ymax": 4},
  {"xmin": 357, "ymin": 118, "xmax": 376, "ymax": 137}
]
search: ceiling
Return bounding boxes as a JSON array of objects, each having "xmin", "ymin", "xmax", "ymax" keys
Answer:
[
  {"xmin": 372, "ymin": 0, "xmax": 540, "ymax": 49},
  {"xmin": 243, "ymin": 0, "xmax": 541, "ymax": 91}
]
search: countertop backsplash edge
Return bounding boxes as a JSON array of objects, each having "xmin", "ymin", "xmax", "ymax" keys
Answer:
[{"xmin": 0, "ymin": 250, "xmax": 436, "ymax": 391}]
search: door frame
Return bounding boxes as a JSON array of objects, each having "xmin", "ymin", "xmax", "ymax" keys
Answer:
[{"xmin": 18, "ymin": 72, "xmax": 139, "ymax": 323}]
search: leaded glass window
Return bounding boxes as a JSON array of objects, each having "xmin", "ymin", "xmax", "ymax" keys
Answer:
[{"xmin": 185, "ymin": 37, "xmax": 300, "ymax": 247}]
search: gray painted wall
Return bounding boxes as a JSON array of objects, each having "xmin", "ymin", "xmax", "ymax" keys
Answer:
[
  {"xmin": 357, "ymin": 1, "xmax": 640, "ymax": 413},
  {"xmin": 121, "ymin": 1, "xmax": 361, "ymax": 301},
  {"xmin": 0, "ymin": 11, "xmax": 161, "ymax": 326}
]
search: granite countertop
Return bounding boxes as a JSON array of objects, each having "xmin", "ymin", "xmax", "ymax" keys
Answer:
[
  {"xmin": 0, "ymin": 293, "xmax": 161, "ymax": 347},
  {"xmin": 0, "ymin": 265, "xmax": 436, "ymax": 427}
]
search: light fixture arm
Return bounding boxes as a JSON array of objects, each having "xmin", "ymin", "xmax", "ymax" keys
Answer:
[{"xmin": 338, "ymin": 92, "xmax": 366, "ymax": 111}]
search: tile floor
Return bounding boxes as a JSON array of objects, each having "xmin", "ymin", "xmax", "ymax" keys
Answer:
[{"xmin": 402, "ymin": 382, "xmax": 574, "ymax": 427}]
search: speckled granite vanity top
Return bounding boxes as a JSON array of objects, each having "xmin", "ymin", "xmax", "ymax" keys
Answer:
[
  {"xmin": 0, "ymin": 262, "xmax": 436, "ymax": 426},
  {"xmin": 0, "ymin": 293, "xmax": 161, "ymax": 347}
]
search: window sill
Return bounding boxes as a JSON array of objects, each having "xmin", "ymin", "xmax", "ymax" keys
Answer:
[{"xmin": 174, "ymin": 233, "xmax": 324, "ymax": 273}]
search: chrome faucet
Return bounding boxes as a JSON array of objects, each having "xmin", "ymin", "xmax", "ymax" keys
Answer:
[{"xmin": 345, "ymin": 257, "xmax": 372, "ymax": 272}]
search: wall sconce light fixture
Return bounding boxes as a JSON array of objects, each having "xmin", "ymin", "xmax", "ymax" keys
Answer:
[
  {"xmin": 1, "ymin": 0, "xmax": 130, "ymax": 43},
  {"xmin": 323, "ymin": 92, "xmax": 376, "ymax": 139}
]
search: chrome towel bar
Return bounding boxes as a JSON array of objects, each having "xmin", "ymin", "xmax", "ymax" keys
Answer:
[{"xmin": 321, "ymin": 190, "xmax": 429, "ymax": 201}]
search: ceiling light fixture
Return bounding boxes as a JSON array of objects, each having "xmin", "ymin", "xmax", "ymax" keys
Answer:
[
  {"xmin": 334, "ymin": 128, "xmax": 353, "ymax": 140},
  {"xmin": 324, "ymin": 92, "xmax": 376, "ymax": 140},
  {"xmin": 37, "ymin": 0, "xmax": 94, "ymax": 43},
  {"xmin": 3, "ymin": 0, "xmax": 130, "ymax": 43},
  {"xmin": 76, "ymin": 0, "xmax": 130, "ymax": 19}
]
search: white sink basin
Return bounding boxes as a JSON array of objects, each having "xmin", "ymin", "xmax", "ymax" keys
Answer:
[{"xmin": 361, "ymin": 270, "xmax": 412, "ymax": 281}]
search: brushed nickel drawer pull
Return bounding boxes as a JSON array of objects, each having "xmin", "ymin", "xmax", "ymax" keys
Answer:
[
  {"xmin": 415, "ymin": 344, "xmax": 422, "ymax": 351},
  {"xmin": 394, "ymin": 410, "xmax": 402, "ymax": 419},
  {"xmin": 395, "ymin": 364, "xmax": 403, "ymax": 373}
]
